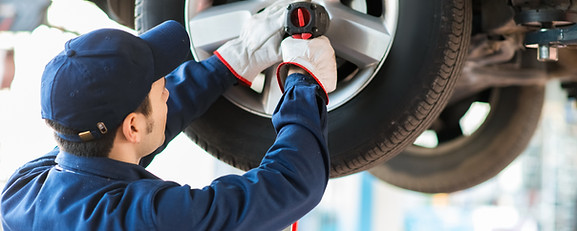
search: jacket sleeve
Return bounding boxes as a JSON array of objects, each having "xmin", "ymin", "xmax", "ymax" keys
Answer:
[
  {"xmin": 140, "ymin": 56, "xmax": 238, "ymax": 167},
  {"xmin": 149, "ymin": 73, "xmax": 330, "ymax": 231}
]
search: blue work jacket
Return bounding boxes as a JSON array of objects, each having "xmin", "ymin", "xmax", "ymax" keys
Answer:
[{"xmin": 1, "ymin": 56, "xmax": 330, "ymax": 231}]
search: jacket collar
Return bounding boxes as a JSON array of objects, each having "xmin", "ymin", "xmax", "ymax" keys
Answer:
[{"xmin": 55, "ymin": 151, "xmax": 160, "ymax": 181}]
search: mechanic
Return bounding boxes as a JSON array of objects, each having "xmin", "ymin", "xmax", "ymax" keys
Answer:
[{"xmin": 0, "ymin": 1, "xmax": 336, "ymax": 230}]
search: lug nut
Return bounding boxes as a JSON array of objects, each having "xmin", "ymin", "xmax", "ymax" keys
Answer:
[{"xmin": 537, "ymin": 44, "xmax": 558, "ymax": 62}]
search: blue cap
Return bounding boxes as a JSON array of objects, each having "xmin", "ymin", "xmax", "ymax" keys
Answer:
[{"xmin": 41, "ymin": 20, "xmax": 190, "ymax": 142}]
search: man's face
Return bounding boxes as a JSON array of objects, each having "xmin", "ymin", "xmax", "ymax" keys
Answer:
[{"xmin": 140, "ymin": 77, "xmax": 169, "ymax": 155}]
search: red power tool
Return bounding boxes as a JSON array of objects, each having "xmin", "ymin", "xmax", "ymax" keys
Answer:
[{"xmin": 285, "ymin": 2, "xmax": 330, "ymax": 39}]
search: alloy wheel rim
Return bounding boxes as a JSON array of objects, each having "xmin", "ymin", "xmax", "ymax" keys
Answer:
[{"xmin": 185, "ymin": 0, "xmax": 399, "ymax": 117}]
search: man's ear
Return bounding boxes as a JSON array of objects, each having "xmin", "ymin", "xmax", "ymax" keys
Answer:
[{"xmin": 120, "ymin": 113, "xmax": 141, "ymax": 143}]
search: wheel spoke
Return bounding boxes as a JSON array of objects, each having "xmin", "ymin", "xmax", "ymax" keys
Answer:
[
  {"xmin": 260, "ymin": 69, "xmax": 283, "ymax": 115},
  {"xmin": 324, "ymin": 2, "xmax": 393, "ymax": 68},
  {"xmin": 187, "ymin": 1, "xmax": 267, "ymax": 59}
]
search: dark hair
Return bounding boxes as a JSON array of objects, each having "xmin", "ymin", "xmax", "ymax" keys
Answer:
[{"xmin": 46, "ymin": 95, "xmax": 151, "ymax": 158}]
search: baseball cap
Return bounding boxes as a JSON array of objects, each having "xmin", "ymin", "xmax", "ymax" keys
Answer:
[{"xmin": 41, "ymin": 20, "xmax": 190, "ymax": 142}]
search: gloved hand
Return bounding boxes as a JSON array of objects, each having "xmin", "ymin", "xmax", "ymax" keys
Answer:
[
  {"xmin": 215, "ymin": 0, "xmax": 297, "ymax": 87},
  {"xmin": 276, "ymin": 36, "xmax": 337, "ymax": 104}
]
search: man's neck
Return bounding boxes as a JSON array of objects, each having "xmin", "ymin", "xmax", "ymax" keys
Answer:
[{"xmin": 108, "ymin": 145, "xmax": 141, "ymax": 165}]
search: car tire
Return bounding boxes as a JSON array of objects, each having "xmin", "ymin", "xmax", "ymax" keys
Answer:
[
  {"xmin": 135, "ymin": 0, "xmax": 186, "ymax": 32},
  {"xmin": 369, "ymin": 85, "xmax": 545, "ymax": 193},
  {"xmin": 136, "ymin": 0, "xmax": 472, "ymax": 177}
]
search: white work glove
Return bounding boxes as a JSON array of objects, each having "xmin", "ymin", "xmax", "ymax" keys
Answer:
[
  {"xmin": 215, "ymin": 0, "xmax": 298, "ymax": 86},
  {"xmin": 276, "ymin": 36, "xmax": 337, "ymax": 104}
]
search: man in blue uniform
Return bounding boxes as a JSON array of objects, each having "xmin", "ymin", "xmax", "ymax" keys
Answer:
[{"xmin": 0, "ymin": 1, "xmax": 337, "ymax": 230}]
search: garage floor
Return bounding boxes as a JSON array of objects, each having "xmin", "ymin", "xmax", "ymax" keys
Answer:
[{"xmin": 2, "ymin": 1, "xmax": 577, "ymax": 230}]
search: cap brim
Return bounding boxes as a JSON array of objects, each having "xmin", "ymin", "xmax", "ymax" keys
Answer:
[{"xmin": 139, "ymin": 20, "xmax": 191, "ymax": 78}]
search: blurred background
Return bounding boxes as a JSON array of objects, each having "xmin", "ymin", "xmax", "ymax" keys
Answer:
[{"xmin": 1, "ymin": 0, "xmax": 577, "ymax": 230}]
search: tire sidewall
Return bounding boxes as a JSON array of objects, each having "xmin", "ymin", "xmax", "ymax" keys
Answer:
[{"xmin": 326, "ymin": 0, "xmax": 467, "ymax": 175}]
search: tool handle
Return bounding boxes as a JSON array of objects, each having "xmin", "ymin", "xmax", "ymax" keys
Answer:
[{"xmin": 281, "ymin": 221, "xmax": 298, "ymax": 231}]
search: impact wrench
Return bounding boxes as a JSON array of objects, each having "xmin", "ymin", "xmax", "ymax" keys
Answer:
[{"xmin": 285, "ymin": 2, "xmax": 330, "ymax": 40}]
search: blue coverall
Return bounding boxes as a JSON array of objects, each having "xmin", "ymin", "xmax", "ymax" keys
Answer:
[{"xmin": 0, "ymin": 56, "xmax": 330, "ymax": 230}]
